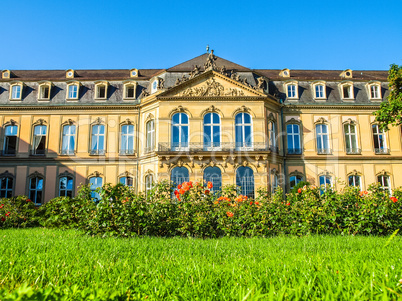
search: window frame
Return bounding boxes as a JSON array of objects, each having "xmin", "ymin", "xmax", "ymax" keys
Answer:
[
  {"xmin": 3, "ymin": 123, "xmax": 18, "ymax": 156},
  {"xmin": 315, "ymin": 122, "xmax": 331, "ymax": 154},
  {"xmin": 60, "ymin": 123, "xmax": 76, "ymax": 155},
  {"xmin": 203, "ymin": 166, "xmax": 222, "ymax": 192},
  {"xmin": 0, "ymin": 173, "xmax": 14, "ymax": 198},
  {"xmin": 343, "ymin": 121, "xmax": 360, "ymax": 154},
  {"xmin": 268, "ymin": 120, "xmax": 277, "ymax": 151},
  {"xmin": 286, "ymin": 122, "xmax": 302, "ymax": 155},
  {"xmin": 120, "ymin": 123, "xmax": 135, "ymax": 155},
  {"xmin": 339, "ymin": 81, "xmax": 354, "ymax": 100},
  {"xmin": 119, "ymin": 176, "xmax": 134, "ymax": 187},
  {"xmin": 312, "ymin": 81, "xmax": 326, "ymax": 100},
  {"xmin": 146, "ymin": 119, "xmax": 155, "ymax": 153},
  {"xmin": 89, "ymin": 176, "xmax": 103, "ymax": 201},
  {"xmin": 66, "ymin": 81, "xmax": 80, "ymax": 100},
  {"xmin": 38, "ymin": 81, "xmax": 52, "ymax": 101},
  {"xmin": 236, "ymin": 166, "xmax": 255, "ymax": 199},
  {"xmin": 31, "ymin": 123, "xmax": 48, "ymax": 156},
  {"xmin": 145, "ymin": 174, "xmax": 153, "ymax": 196},
  {"xmin": 235, "ymin": 112, "xmax": 253, "ymax": 150},
  {"xmin": 123, "ymin": 81, "xmax": 137, "ymax": 100},
  {"xmin": 58, "ymin": 174, "xmax": 74, "ymax": 197},
  {"xmin": 203, "ymin": 112, "xmax": 221, "ymax": 150},
  {"xmin": 28, "ymin": 174, "xmax": 44, "ymax": 205},
  {"xmin": 377, "ymin": 174, "xmax": 391, "ymax": 195},
  {"xmin": 171, "ymin": 113, "xmax": 189, "ymax": 151},
  {"xmin": 9, "ymin": 82, "xmax": 23, "ymax": 100},
  {"xmin": 284, "ymin": 81, "xmax": 299, "ymax": 100},
  {"xmin": 348, "ymin": 174, "xmax": 362, "ymax": 190},
  {"xmin": 367, "ymin": 82, "xmax": 382, "ymax": 100},
  {"xmin": 372, "ymin": 124, "xmax": 388, "ymax": 154},
  {"xmin": 94, "ymin": 81, "xmax": 109, "ymax": 100},
  {"xmin": 289, "ymin": 174, "xmax": 303, "ymax": 191},
  {"xmin": 90, "ymin": 122, "xmax": 106, "ymax": 155}
]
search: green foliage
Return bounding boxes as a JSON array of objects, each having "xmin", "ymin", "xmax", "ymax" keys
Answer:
[
  {"xmin": 290, "ymin": 180, "xmax": 310, "ymax": 194},
  {"xmin": 374, "ymin": 64, "xmax": 402, "ymax": 130},
  {"xmin": 0, "ymin": 228, "xmax": 402, "ymax": 300},
  {"xmin": 0, "ymin": 196, "xmax": 39, "ymax": 228}
]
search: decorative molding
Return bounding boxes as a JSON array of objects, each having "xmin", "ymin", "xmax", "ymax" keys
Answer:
[
  {"xmin": 91, "ymin": 117, "xmax": 104, "ymax": 125},
  {"xmin": 145, "ymin": 113, "xmax": 155, "ymax": 123},
  {"xmin": 314, "ymin": 117, "xmax": 328, "ymax": 124},
  {"xmin": 376, "ymin": 169, "xmax": 390, "ymax": 176},
  {"xmin": 118, "ymin": 171, "xmax": 134, "ymax": 178},
  {"xmin": 232, "ymin": 105, "xmax": 255, "ymax": 118},
  {"xmin": 58, "ymin": 170, "xmax": 74, "ymax": 178},
  {"xmin": 88, "ymin": 171, "xmax": 103, "ymax": 178},
  {"xmin": 120, "ymin": 118, "xmax": 134, "ymax": 125},
  {"xmin": 61, "ymin": 119, "xmax": 75, "ymax": 126},
  {"xmin": 33, "ymin": 118, "xmax": 47, "ymax": 126},
  {"xmin": 3, "ymin": 119, "xmax": 17, "ymax": 126},
  {"xmin": 169, "ymin": 105, "xmax": 192, "ymax": 118},
  {"xmin": 343, "ymin": 118, "xmax": 357, "ymax": 125},
  {"xmin": 0, "ymin": 170, "xmax": 14, "ymax": 179},
  {"xmin": 285, "ymin": 117, "xmax": 300, "ymax": 125},
  {"xmin": 29, "ymin": 171, "xmax": 44, "ymax": 179},
  {"xmin": 200, "ymin": 105, "xmax": 223, "ymax": 117},
  {"xmin": 347, "ymin": 169, "xmax": 362, "ymax": 176}
]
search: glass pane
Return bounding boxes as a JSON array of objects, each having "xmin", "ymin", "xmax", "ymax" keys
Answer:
[
  {"xmin": 204, "ymin": 113, "xmax": 211, "ymax": 124},
  {"xmin": 245, "ymin": 126, "xmax": 251, "ymax": 146},
  {"xmin": 181, "ymin": 113, "xmax": 188, "ymax": 124},
  {"xmin": 37, "ymin": 179, "xmax": 43, "ymax": 190},
  {"xmin": 172, "ymin": 126, "xmax": 179, "ymax": 144},
  {"xmin": 67, "ymin": 178, "xmax": 73, "ymax": 190},
  {"xmin": 181, "ymin": 126, "xmax": 188, "ymax": 145},
  {"xmin": 98, "ymin": 136, "xmax": 104, "ymax": 150},
  {"xmin": 235, "ymin": 113, "xmax": 242, "ymax": 124},
  {"xmin": 99, "ymin": 125, "xmax": 105, "ymax": 134},
  {"xmin": 60, "ymin": 177, "xmax": 67, "ymax": 190},
  {"xmin": 243, "ymin": 113, "xmax": 251, "ymax": 124},
  {"xmin": 212, "ymin": 113, "xmax": 220, "ymax": 124},
  {"xmin": 172, "ymin": 113, "xmax": 180, "ymax": 124},
  {"xmin": 203, "ymin": 167, "xmax": 222, "ymax": 191},
  {"xmin": 204, "ymin": 125, "xmax": 211, "ymax": 145},
  {"xmin": 235, "ymin": 125, "xmax": 242, "ymax": 146}
]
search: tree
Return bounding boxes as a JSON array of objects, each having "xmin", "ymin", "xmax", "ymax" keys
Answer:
[{"xmin": 374, "ymin": 64, "xmax": 402, "ymax": 131}]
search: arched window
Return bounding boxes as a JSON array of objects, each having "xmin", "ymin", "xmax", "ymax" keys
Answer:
[
  {"xmin": 0, "ymin": 176, "xmax": 13, "ymax": 198},
  {"xmin": 372, "ymin": 124, "xmax": 388, "ymax": 154},
  {"xmin": 172, "ymin": 113, "xmax": 189, "ymax": 150},
  {"xmin": 319, "ymin": 174, "xmax": 332, "ymax": 194},
  {"xmin": 89, "ymin": 177, "xmax": 102, "ymax": 200},
  {"xmin": 59, "ymin": 176, "xmax": 74, "ymax": 197},
  {"xmin": 268, "ymin": 121, "xmax": 277, "ymax": 150},
  {"xmin": 344, "ymin": 123, "xmax": 359, "ymax": 154},
  {"xmin": 67, "ymin": 83, "xmax": 79, "ymax": 99},
  {"xmin": 348, "ymin": 175, "xmax": 361, "ymax": 189},
  {"xmin": 203, "ymin": 113, "xmax": 221, "ymax": 150},
  {"xmin": 61, "ymin": 124, "xmax": 76, "ymax": 155},
  {"xmin": 203, "ymin": 167, "xmax": 222, "ymax": 192},
  {"xmin": 378, "ymin": 175, "xmax": 391, "ymax": 194},
  {"xmin": 289, "ymin": 175, "xmax": 303, "ymax": 190},
  {"xmin": 119, "ymin": 176, "xmax": 133, "ymax": 187},
  {"xmin": 3, "ymin": 125, "xmax": 18, "ymax": 155},
  {"xmin": 120, "ymin": 124, "xmax": 135, "ymax": 155},
  {"xmin": 235, "ymin": 113, "xmax": 252, "ymax": 149},
  {"xmin": 236, "ymin": 166, "xmax": 254, "ymax": 199},
  {"xmin": 10, "ymin": 84, "xmax": 22, "ymax": 100},
  {"xmin": 286, "ymin": 124, "xmax": 301, "ymax": 154},
  {"xmin": 29, "ymin": 176, "xmax": 44, "ymax": 205},
  {"xmin": 91, "ymin": 124, "xmax": 105, "ymax": 155},
  {"xmin": 171, "ymin": 167, "xmax": 189, "ymax": 188},
  {"xmin": 316, "ymin": 124, "xmax": 330, "ymax": 154},
  {"xmin": 32, "ymin": 125, "xmax": 47, "ymax": 155},
  {"xmin": 146, "ymin": 120, "xmax": 155, "ymax": 153},
  {"xmin": 145, "ymin": 174, "xmax": 153, "ymax": 196}
]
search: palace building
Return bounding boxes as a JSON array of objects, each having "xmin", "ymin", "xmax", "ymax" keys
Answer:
[{"xmin": 0, "ymin": 52, "xmax": 398, "ymax": 204}]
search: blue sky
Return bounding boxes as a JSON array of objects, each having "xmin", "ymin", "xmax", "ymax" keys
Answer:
[{"xmin": 1, "ymin": 0, "xmax": 401, "ymax": 71}]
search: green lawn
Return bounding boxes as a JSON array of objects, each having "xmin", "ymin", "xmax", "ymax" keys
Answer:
[{"xmin": 0, "ymin": 229, "xmax": 401, "ymax": 300}]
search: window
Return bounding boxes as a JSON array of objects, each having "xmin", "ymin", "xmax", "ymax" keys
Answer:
[
  {"xmin": 59, "ymin": 176, "xmax": 73, "ymax": 197},
  {"xmin": 370, "ymin": 85, "xmax": 380, "ymax": 99},
  {"xmin": 124, "ymin": 83, "xmax": 136, "ymax": 99},
  {"xmin": 203, "ymin": 167, "xmax": 222, "ymax": 192},
  {"xmin": 378, "ymin": 175, "xmax": 391, "ymax": 194},
  {"xmin": 10, "ymin": 84, "xmax": 22, "ymax": 100},
  {"xmin": 61, "ymin": 125, "xmax": 76, "ymax": 155},
  {"xmin": 286, "ymin": 124, "xmax": 301, "ymax": 154},
  {"xmin": 315, "ymin": 84, "xmax": 325, "ymax": 98},
  {"xmin": 95, "ymin": 82, "xmax": 108, "ymax": 99},
  {"xmin": 145, "ymin": 174, "xmax": 153, "ymax": 196},
  {"xmin": 172, "ymin": 113, "xmax": 189, "ymax": 150},
  {"xmin": 171, "ymin": 167, "xmax": 189, "ymax": 194},
  {"xmin": 289, "ymin": 175, "xmax": 303, "ymax": 190},
  {"xmin": 67, "ymin": 84, "xmax": 79, "ymax": 99},
  {"xmin": 316, "ymin": 124, "xmax": 330, "ymax": 154},
  {"xmin": 344, "ymin": 123, "xmax": 359, "ymax": 154},
  {"xmin": 236, "ymin": 166, "xmax": 254, "ymax": 199},
  {"xmin": 235, "ymin": 113, "xmax": 252, "ymax": 149},
  {"xmin": 319, "ymin": 175, "xmax": 332, "ymax": 194},
  {"xmin": 268, "ymin": 121, "xmax": 276, "ymax": 150},
  {"xmin": 3, "ymin": 125, "xmax": 18, "ymax": 155},
  {"xmin": 348, "ymin": 175, "xmax": 361, "ymax": 189},
  {"xmin": 151, "ymin": 80, "xmax": 158, "ymax": 93},
  {"xmin": 0, "ymin": 176, "xmax": 13, "ymax": 198},
  {"xmin": 286, "ymin": 82, "xmax": 298, "ymax": 99},
  {"xmin": 89, "ymin": 177, "xmax": 102, "ymax": 200},
  {"xmin": 146, "ymin": 120, "xmax": 155, "ymax": 153},
  {"xmin": 342, "ymin": 85, "xmax": 353, "ymax": 99},
  {"xmin": 29, "ymin": 176, "xmax": 44, "ymax": 205},
  {"xmin": 32, "ymin": 125, "xmax": 47, "ymax": 155},
  {"xmin": 203, "ymin": 113, "xmax": 220, "ymax": 149},
  {"xmin": 120, "ymin": 124, "xmax": 135, "ymax": 155},
  {"xmin": 372, "ymin": 124, "xmax": 388, "ymax": 154},
  {"xmin": 38, "ymin": 83, "xmax": 51, "ymax": 100},
  {"xmin": 120, "ymin": 176, "xmax": 133, "ymax": 187},
  {"xmin": 271, "ymin": 172, "xmax": 278, "ymax": 194},
  {"xmin": 91, "ymin": 125, "xmax": 105, "ymax": 155}
]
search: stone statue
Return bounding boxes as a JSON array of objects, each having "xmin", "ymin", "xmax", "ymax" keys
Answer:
[
  {"xmin": 139, "ymin": 88, "xmax": 150, "ymax": 98},
  {"xmin": 204, "ymin": 49, "xmax": 217, "ymax": 70},
  {"xmin": 257, "ymin": 77, "xmax": 265, "ymax": 89},
  {"xmin": 175, "ymin": 78, "xmax": 181, "ymax": 86},
  {"xmin": 189, "ymin": 65, "xmax": 201, "ymax": 79},
  {"xmin": 157, "ymin": 78, "xmax": 164, "ymax": 89},
  {"xmin": 220, "ymin": 65, "xmax": 227, "ymax": 76}
]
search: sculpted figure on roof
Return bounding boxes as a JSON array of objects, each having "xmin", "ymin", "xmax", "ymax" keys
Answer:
[
  {"xmin": 204, "ymin": 50, "xmax": 217, "ymax": 70},
  {"xmin": 189, "ymin": 65, "xmax": 201, "ymax": 79}
]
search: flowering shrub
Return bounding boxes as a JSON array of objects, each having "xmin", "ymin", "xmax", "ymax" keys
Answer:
[{"xmin": 0, "ymin": 181, "xmax": 401, "ymax": 237}]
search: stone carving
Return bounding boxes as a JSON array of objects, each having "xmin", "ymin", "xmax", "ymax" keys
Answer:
[
  {"xmin": 224, "ymin": 88, "xmax": 245, "ymax": 96},
  {"xmin": 157, "ymin": 78, "xmax": 164, "ymax": 89},
  {"xmin": 139, "ymin": 88, "xmax": 150, "ymax": 98},
  {"xmin": 189, "ymin": 65, "xmax": 201, "ymax": 79},
  {"xmin": 204, "ymin": 50, "xmax": 217, "ymax": 70},
  {"xmin": 230, "ymin": 71, "xmax": 241, "ymax": 81},
  {"xmin": 242, "ymin": 78, "xmax": 252, "ymax": 88},
  {"xmin": 220, "ymin": 65, "xmax": 228, "ymax": 77},
  {"xmin": 315, "ymin": 117, "xmax": 328, "ymax": 124},
  {"xmin": 180, "ymin": 78, "xmax": 224, "ymax": 97},
  {"xmin": 257, "ymin": 77, "xmax": 265, "ymax": 89},
  {"xmin": 175, "ymin": 78, "xmax": 181, "ymax": 86},
  {"xmin": 92, "ymin": 117, "xmax": 103, "ymax": 125}
]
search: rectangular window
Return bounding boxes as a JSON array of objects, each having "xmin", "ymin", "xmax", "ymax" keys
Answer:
[
  {"xmin": 3, "ymin": 125, "xmax": 18, "ymax": 155},
  {"xmin": 0, "ymin": 177, "xmax": 13, "ymax": 198},
  {"xmin": 126, "ymin": 85, "xmax": 135, "ymax": 98},
  {"xmin": 344, "ymin": 124, "xmax": 359, "ymax": 154},
  {"xmin": 32, "ymin": 125, "xmax": 47, "ymax": 155},
  {"xmin": 378, "ymin": 175, "xmax": 391, "ymax": 194},
  {"xmin": 287, "ymin": 124, "xmax": 301, "ymax": 154},
  {"xmin": 40, "ymin": 86, "xmax": 50, "ymax": 99},
  {"xmin": 120, "ymin": 124, "xmax": 135, "ymax": 155},
  {"xmin": 91, "ymin": 125, "xmax": 105, "ymax": 155},
  {"xmin": 68, "ymin": 85, "xmax": 78, "ymax": 99},
  {"xmin": 146, "ymin": 120, "xmax": 155, "ymax": 152},
  {"xmin": 61, "ymin": 125, "xmax": 76, "ymax": 155},
  {"xmin": 11, "ymin": 85, "xmax": 21, "ymax": 99},
  {"xmin": 343, "ymin": 85, "xmax": 351, "ymax": 98},
  {"xmin": 316, "ymin": 124, "xmax": 330, "ymax": 154},
  {"xmin": 59, "ymin": 176, "xmax": 73, "ymax": 197},
  {"xmin": 287, "ymin": 85, "xmax": 296, "ymax": 98},
  {"xmin": 29, "ymin": 177, "xmax": 43, "ymax": 205},
  {"xmin": 97, "ymin": 85, "xmax": 106, "ymax": 99},
  {"xmin": 371, "ymin": 85, "xmax": 380, "ymax": 99},
  {"xmin": 372, "ymin": 124, "xmax": 388, "ymax": 154},
  {"xmin": 315, "ymin": 85, "xmax": 324, "ymax": 98}
]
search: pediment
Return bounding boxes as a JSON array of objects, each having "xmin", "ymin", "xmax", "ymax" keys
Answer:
[{"xmin": 159, "ymin": 71, "xmax": 266, "ymax": 98}]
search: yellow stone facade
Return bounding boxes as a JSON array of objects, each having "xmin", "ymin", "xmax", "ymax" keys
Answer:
[{"xmin": 0, "ymin": 53, "xmax": 398, "ymax": 203}]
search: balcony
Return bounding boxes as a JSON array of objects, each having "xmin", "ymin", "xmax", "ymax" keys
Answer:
[
  {"xmin": 89, "ymin": 149, "xmax": 105, "ymax": 155},
  {"xmin": 157, "ymin": 142, "xmax": 271, "ymax": 153},
  {"xmin": 287, "ymin": 148, "xmax": 302, "ymax": 155},
  {"xmin": 317, "ymin": 148, "xmax": 332, "ymax": 155},
  {"xmin": 375, "ymin": 148, "xmax": 390, "ymax": 154},
  {"xmin": 346, "ymin": 148, "xmax": 361, "ymax": 155},
  {"xmin": 119, "ymin": 149, "xmax": 135, "ymax": 155}
]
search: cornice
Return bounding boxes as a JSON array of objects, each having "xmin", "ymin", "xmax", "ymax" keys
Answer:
[
  {"xmin": 158, "ymin": 96, "xmax": 269, "ymax": 101},
  {"xmin": 284, "ymin": 104, "xmax": 381, "ymax": 110},
  {"xmin": 0, "ymin": 105, "xmax": 140, "ymax": 111}
]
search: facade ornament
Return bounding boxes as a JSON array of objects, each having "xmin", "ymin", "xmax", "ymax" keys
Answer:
[
  {"xmin": 30, "ymin": 171, "xmax": 44, "ymax": 178},
  {"xmin": 222, "ymin": 156, "xmax": 228, "ymax": 168},
  {"xmin": 180, "ymin": 78, "xmax": 224, "ymax": 97},
  {"xmin": 257, "ymin": 77, "xmax": 266, "ymax": 90},
  {"xmin": 177, "ymin": 160, "xmax": 184, "ymax": 167},
  {"xmin": 4, "ymin": 119, "xmax": 17, "ymax": 126},
  {"xmin": 157, "ymin": 78, "xmax": 164, "ymax": 89},
  {"xmin": 189, "ymin": 156, "xmax": 195, "ymax": 168},
  {"xmin": 92, "ymin": 117, "xmax": 104, "ymax": 125},
  {"xmin": 88, "ymin": 171, "xmax": 103, "ymax": 178},
  {"xmin": 181, "ymin": 74, "xmax": 188, "ymax": 82},
  {"xmin": 220, "ymin": 65, "xmax": 228, "ymax": 76},
  {"xmin": 315, "ymin": 117, "xmax": 328, "ymax": 124},
  {"xmin": 204, "ymin": 49, "xmax": 217, "ymax": 70},
  {"xmin": 255, "ymin": 155, "xmax": 260, "ymax": 168},
  {"xmin": 0, "ymin": 170, "xmax": 14, "ymax": 178},
  {"xmin": 139, "ymin": 88, "xmax": 150, "ymax": 98},
  {"xmin": 210, "ymin": 160, "xmax": 216, "ymax": 167},
  {"xmin": 189, "ymin": 65, "xmax": 201, "ymax": 79},
  {"xmin": 159, "ymin": 157, "xmax": 164, "ymax": 168},
  {"xmin": 345, "ymin": 118, "xmax": 356, "ymax": 125},
  {"xmin": 242, "ymin": 78, "xmax": 251, "ymax": 87},
  {"xmin": 175, "ymin": 78, "xmax": 181, "ymax": 86},
  {"xmin": 34, "ymin": 118, "xmax": 47, "ymax": 125},
  {"xmin": 224, "ymin": 88, "xmax": 245, "ymax": 96},
  {"xmin": 242, "ymin": 160, "xmax": 248, "ymax": 167}
]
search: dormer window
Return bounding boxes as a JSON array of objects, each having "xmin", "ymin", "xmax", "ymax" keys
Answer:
[
  {"xmin": 94, "ymin": 81, "xmax": 108, "ymax": 100},
  {"xmin": 9, "ymin": 82, "xmax": 23, "ymax": 100},
  {"xmin": 38, "ymin": 82, "xmax": 52, "ymax": 100},
  {"xmin": 284, "ymin": 81, "xmax": 298, "ymax": 100},
  {"xmin": 66, "ymin": 69, "xmax": 75, "ymax": 79},
  {"xmin": 130, "ymin": 68, "xmax": 138, "ymax": 78},
  {"xmin": 312, "ymin": 81, "xmax": 326, "ymax": 100},
  {"xmin": 339, "ymin": 82, "xmax": 354, "ymax": 100},
  {"xmin": 66, "ymin": 81, "xmax": 80, "ymax": 100},
  {"xmin": 152, "ymin": 80, "xmax": 158, "ymax": 93},
  {"xmin": 2, "ymin": 70, "xmax": 11, "ymax": 79},
  {"xmin": 123, "ymin": 81, "xmax": 137, "ymax": 100},
  {"xmin": 369, "ymin": 83, "xmax": 381, "ymax": 99}
]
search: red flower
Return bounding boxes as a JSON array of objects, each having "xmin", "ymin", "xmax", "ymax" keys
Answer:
[
  {"xmin": 1, "ymin": 217, "xmax": 5, "ymax": 221},
  {"xmin": 250, "ymin": 201, "xmax": 253, "ymax": 205},
  {"xmin": 179, "ymin": 188, "xmax": 185, "ymax": 195},
  {"xmin": 177, "ymin": 184, "xmax": 182, "ymax": 189},
  {"xmin": 188, "ymin": 181, "xmax": 193, "ymax": 188},
  {"xmin": 204, "ymin": 190, "xmax": 210, "ymax": 195},
  {"xmin": 5, "ymin": 212, "xmax": 10, "ymax": 217},
  {"xmin": 390, "ymin": 196, "xmax": 398, "ymax": 203},
  {"xmin": 226, "ymin": 211, "xmax": 234, "ymax": 217},
  {"xmin": 298, "ymin": 188, "xmax": 302, "ymax": 193},
  {"xmin": 286, "ymin": 203, "xmax": 290, "ymax": 206},
  {"xmin": 207, "ymin": 182, "xmax": 213, "ymax": 189},
  {"xmin": 26, "ymin": 199, "xmax": 32, "ymax": 202},
  {"xmin": 255, "ymin": 201, "xmax": 260, "ymax": 206}
]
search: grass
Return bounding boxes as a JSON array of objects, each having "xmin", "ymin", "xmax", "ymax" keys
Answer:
[{"xmin": 0, "ymin": 229, "xmax": 401, "ymax": 300}]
